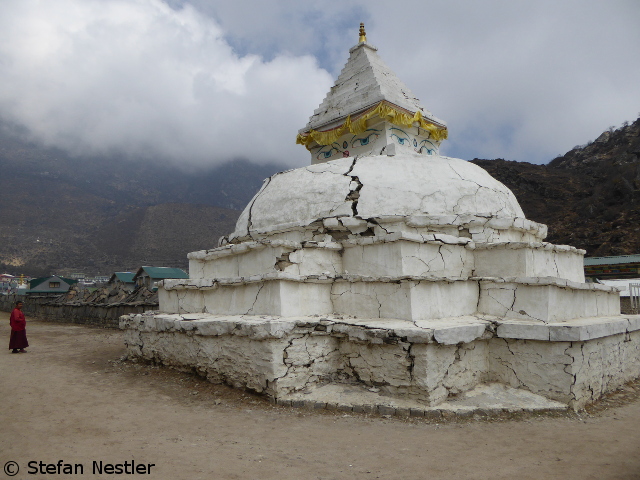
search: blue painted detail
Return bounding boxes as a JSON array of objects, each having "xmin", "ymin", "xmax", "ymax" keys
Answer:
[
  {"xmin": 316, "ymin": 142, "xmax": 341, "ymax": 160},
  {"xmin": 390, "ymin": 127, "xmax": 410, "ymax": 146},
  {"xmin": 417, "ymin": 139, "xmax": 438, "ymax": 155},
  {"xmin": 351, "ymin": 129, "xmax": 381, "ymax": 148}
]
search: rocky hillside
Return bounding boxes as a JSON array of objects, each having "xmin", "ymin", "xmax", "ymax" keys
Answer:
[{"xmin": 472, "ymin": 117, "xmax": 640, "ymax": 256}]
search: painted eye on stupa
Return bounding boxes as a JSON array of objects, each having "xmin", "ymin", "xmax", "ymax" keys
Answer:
[
  {"xmin": 351, "ymin": 130, "xmax": 380, "ymax": 147},
  {"xmin": 417, "ymin": 139, "xmax": 437, "ymax": 155},
  {"xmin": 316, "ymin": 146, "xmax": 339, "ymax": 160},
  {"xmin": 390, "ymin": 127, "xmax": 410, "ymax": 146}
]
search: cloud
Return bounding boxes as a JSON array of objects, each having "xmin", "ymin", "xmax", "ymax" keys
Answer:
[
  {"xmin": 351, "ymin": 0, "xmax": 640, "ymax": 163},
  {"xmin": 0, "ymin": 0, "xmax": 639, "ymax": 167},
  {"xmin": 0, "ymin": 0, "xmax": 333, "ymax": 167},
  {"xmin": 183, "ymin": 0, "xmax": 640, "ymax": 164}
]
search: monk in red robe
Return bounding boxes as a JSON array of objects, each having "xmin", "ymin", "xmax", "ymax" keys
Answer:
[{"xmin": 9, "ymin": 300, "xmax": 28, "ymax": 353}]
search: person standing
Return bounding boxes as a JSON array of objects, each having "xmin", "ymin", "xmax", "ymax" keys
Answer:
[{"xmin": 9, "ymin": 300, "xmax": 28, "ymax": 353}]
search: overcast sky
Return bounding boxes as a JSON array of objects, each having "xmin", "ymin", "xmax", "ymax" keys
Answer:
[{"xmin": 0, "ymin": 0, "xmax": 638, "ymax": 168}]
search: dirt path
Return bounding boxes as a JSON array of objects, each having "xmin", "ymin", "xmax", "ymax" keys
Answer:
[{"xmin": 2, "ymin": 315, "xmax": 640, "ymax": 480}]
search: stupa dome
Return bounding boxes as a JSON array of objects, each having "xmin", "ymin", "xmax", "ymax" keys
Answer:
[
  {"xmin": 226, "ymin": 25, "xmax": 545, "ymax": 244},
  {"xmin": 229, "ymin": 152, "xmax": 528, "ymax": 242}
]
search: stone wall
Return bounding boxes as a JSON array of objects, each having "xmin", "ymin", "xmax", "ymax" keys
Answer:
[
  {"xmin": 121, "ymin": 312, "xmax": 640, "ymax": 409},
  {"xmin": 621, "ymin": 297, "xmax": 637, "ymax": 315},
  {"xmin": 1, "ymin": 286, "xmax": 158, "ymax": 328}
]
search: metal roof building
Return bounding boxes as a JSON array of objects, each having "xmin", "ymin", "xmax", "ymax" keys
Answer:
[
  {"xmin": 584, "ymin": 255, "xmax": 640, "ymax": 280},
  {"xmin": 27, "ymin": 275, "xmax": 78, "ymax": 295},
  {"xmin": 133, "ymin": 266, "xmax": 188, "ymax": 291}
]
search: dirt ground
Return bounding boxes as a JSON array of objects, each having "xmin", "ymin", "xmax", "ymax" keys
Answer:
[{"xmin": 2, "ymin": 315, "xmax": 640, "ymax": 480}]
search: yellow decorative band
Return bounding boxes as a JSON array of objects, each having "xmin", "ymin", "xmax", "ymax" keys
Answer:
[{"xmin": 296, "ymin": 101, "xmax": 448, "ymax": 149}]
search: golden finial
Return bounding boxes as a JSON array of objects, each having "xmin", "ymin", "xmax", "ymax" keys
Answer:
[{"xmin": 359, "ymin": 22, "xmax": 367, "ymax": 43}]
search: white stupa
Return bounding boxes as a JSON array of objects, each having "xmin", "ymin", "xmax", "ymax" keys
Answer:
[{"xmin": 122, "ymin": 25, "xmax": 640, "ymax": 411}]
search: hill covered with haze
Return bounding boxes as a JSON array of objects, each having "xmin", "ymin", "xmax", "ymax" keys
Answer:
[{"xmin": 0, "ymin": 125, "xmax": 286, "ymax": 276}]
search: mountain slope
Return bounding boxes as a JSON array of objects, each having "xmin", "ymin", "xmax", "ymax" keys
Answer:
[
  {"xmin": 472, "ymin": 117, "xmax": 640, "ymax": 256},
  {"xmin": 0, "ymin": 125, "xmax": 286, "ymax": 276}
]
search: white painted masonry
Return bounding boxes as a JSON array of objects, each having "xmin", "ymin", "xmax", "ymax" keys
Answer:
[{"xmin": 121, "ymin": 31, "xmax": 640, "ymax": 411}]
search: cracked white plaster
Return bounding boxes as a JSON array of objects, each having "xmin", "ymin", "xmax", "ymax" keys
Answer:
[
  {"xmin": 232, "ymin": 160, "xmax": 354, "ymax": 238},
  {"xmin": 352, "ymin": 155, "xmax": 524, "ymax": 219},
  {"xmin": 340, "ymin": 341, "xmax": 413, "ymax": 389},
  {"xmin": 473, "ymin": 245, "xmax": 585, "ymax": 282},
  {"xmin": 330, "ymin": 281, "xmax": 408, "ymax": 320},
  {"xmin": 130, "ymin": 41, "xmax": 638, "ymax": 409},
  {"xmin": 488, "ymin": 338, "xmax": 575, "ymax": 403},
  {"xmin": 121, "ymin": 311, "xmax": 640, "ymax": 407},
  {"xmin": 478, "ymin": 284, "xmax": 517, "ymax": 318},
  {"xmin": 410, "ymin": 281, "xmax": 479, "ymax": 321}
]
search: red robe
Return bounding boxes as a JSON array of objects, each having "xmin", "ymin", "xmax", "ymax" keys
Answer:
[
  {"xmin": 10, "ymin": 308, "xmax": 26, "ymax": 331},
  {"xmin": 9, "ymin": 307, "xmax": 28, "ymax": 350}
]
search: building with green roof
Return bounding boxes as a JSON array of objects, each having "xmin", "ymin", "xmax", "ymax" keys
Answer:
[
  {"xmin": 108, "ymin": 272, "xmax": 136, "ymax": 291},
  {"xmin": 133, "ymin": 266, "xmax": 188, "ymax": 291},
  {"xmin": 27, "ymin": 275, "xmax": 78, "ymax": 295},
  {"xmin": 584, "ymin": 255, "xmax": 640, "ymax": 280}
]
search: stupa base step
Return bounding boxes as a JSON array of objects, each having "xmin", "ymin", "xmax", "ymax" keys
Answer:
[
  {"xmin": 120, "ymin": 312, "xmax": 640, "ymax": 410},
  {"xmin": 279, "ymin": 382, "xmax": 568, "ymax": 416},
  {"xmin": 160, "ymin": 275, "xmax": 620, "ymax": 322}
]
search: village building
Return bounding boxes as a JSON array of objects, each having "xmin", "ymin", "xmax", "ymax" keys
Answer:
[
  {"xmin": 596, "ymin": 278, "xmax": 640, "ymax": 314},
  {"xmin": 584, "ymin": 254, "xmax": 640, "ymax": 280},
  {"xmin": 0, "ymin": 274, "xmax": 15, "ymax": 293},
  {"xmin": 108, "ymin": 272, "xmax": 137, "ymax": 292},
  {"xmin": 28, "ymin": 275, "xmax": 78, "ymax": 296},
  {"xmin": 132, "ymin": 266, "xmax": 188, "ymax": 291},
  {"xmin": 584, "ymin": 255, "xmax": 640, "ymax": 314},
  {"xmin": 121, "ymin": 25, "xmax": 640, "ymax": 413}
]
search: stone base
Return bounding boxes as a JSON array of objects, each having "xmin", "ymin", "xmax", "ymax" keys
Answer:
[
  {"xmin": 281, "ymin": 382, "xmax": 568, "ymax": 416},
  {"xmin": 120, "ymin": 312, "xmax": 640, "ymax": 410}
]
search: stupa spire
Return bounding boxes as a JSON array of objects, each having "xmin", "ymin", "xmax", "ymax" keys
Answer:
[
  {"xmin": 358, "ymin": 22, "xmax": 367, "ymax": 43},
  {"xmin": 297, "ymin": 24, "xmax": 447, "ymax": 164}
]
